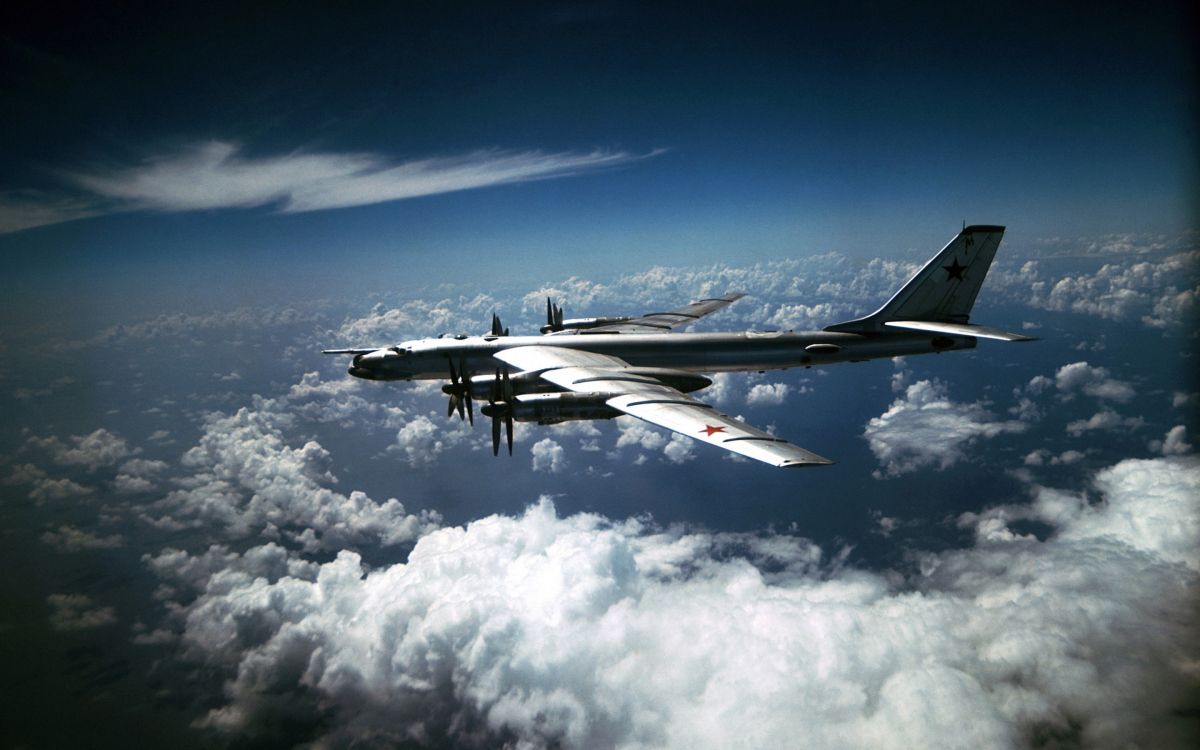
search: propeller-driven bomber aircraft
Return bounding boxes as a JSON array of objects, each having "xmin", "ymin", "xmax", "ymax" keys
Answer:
[{"xmin": 325, "ymin": 225, "xmax": 1035, "ymax": 467}]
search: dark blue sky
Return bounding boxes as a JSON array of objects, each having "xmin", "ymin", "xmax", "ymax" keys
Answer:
[{"xmin": 1, "ymin": 1, "xmax": 1195, "ymax": 321}]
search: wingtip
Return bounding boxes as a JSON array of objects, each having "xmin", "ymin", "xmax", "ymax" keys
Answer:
[{"xmin": 780, "ymin": 458, "xmax": 835, "ymax": 469}]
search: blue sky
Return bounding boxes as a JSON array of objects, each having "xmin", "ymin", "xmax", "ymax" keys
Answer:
[
  {"xmin": 2, "ymin": 2, "xmax": 1195, "ymax": 311},
  {"xmin": 1, "ymin": 2, "xmax": 1198, "ymax": 748}
]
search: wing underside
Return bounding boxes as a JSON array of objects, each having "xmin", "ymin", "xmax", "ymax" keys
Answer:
[{"xmin": 495, "ymin": 345, "xmax": 832, "ymax": 468}]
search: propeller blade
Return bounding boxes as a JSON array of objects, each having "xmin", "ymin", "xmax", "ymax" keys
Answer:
[
  {"xmin": 505, "ymin": 415, "xmax": 514, "ymax": 456},
  {"xmin": 459, "ymin": 358, "xmax": 473, "ymax": 426},
  {"xmin": 492, "ymin": 414, "xmax": 501, "ymax": 456},
  {"xmin": 445, "ymin": 360, "xmax": 473, "ymax": 422}
]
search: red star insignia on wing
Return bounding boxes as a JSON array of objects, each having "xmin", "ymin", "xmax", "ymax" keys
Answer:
[{"xmin": 700, "ymin": 424, "xmax": 726, "ymax": 436}]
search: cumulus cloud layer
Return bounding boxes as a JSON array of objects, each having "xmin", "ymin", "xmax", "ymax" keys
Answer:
[
  {"xmin": 745, "ymin": 382, "xmax": 790, "ymax": 406},
  {"xmin": 47, "ymin": 593, "xmax": 117, "ymax": 631},
  {"xmin": 1052, "ymin": 362, "xmax": 1135, "ymax": 403},
  {"xmin": 997, "ymin": 250, "xmax": 1199, "ymax": 328},
  {"xmin": 28, "ymin": 428, "xmax": 135, "ymax": 471},
  {"xmin": 4, "ymin": 463, "xmax": 93, "ymax": 503},
  {"xmin": 144, "ymin": 396, "xmax": 439, "ymax": 551},
  {"xmin": 531, "ymin": 437, "xmax": 567, "ymax": 473},
  {"xmin": 145, "ymin": 456, "xmax": 1199, "ymax": 748},
  {"xmin": 864, "ymin": 379, "xmax": 1028, "ymax": 477}
]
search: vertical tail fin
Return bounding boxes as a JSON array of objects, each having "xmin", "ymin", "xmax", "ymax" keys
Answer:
[{"xmin": 826, "ymin": 225, "xmax": 1007, "ymax": 333}]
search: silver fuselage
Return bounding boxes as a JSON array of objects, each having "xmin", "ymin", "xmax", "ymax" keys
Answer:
[{"xmin": 349, "ymin": 329, "xmax": 976, "ymax": 382}]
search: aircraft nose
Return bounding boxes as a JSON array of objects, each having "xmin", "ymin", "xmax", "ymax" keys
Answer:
[
  {"xmin": 348, "ymin": 348, "xmax": 405, "ymax": 380},
  {"xmin": 349, "ymin": 352, "xmax": 378, "ymax": 379}
]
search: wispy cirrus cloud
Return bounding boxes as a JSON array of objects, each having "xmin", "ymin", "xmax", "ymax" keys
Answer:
[
  {"xmin": 0, "ymin": 190, "xmax": 102, "ymax": 234},
  {"xmin": 2, "ymin": 141, "xmax": 660, "ymax": 234}
]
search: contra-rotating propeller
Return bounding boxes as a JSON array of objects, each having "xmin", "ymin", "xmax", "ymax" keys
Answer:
[
  {"xmin": 481, "ymin": 366, "xmax": 514, "ymax": 456},
  {"xmin": 440, "ymin": 358, "xmax": 474, "ymax": 426}
]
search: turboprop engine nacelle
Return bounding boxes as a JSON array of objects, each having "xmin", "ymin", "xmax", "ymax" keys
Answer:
[
  {"xmin": 539, "ymin": 316, "xmax": 636, "ymax": 334},
  {"xmin": 482, "ymin": 392, "xmax": 620, "ymax": 425}
]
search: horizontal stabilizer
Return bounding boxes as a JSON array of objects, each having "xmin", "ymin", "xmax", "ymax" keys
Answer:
[
  {"xmin": 322, "ymin": 348, "xmax": 378, "ymax": 355},
  {"xmin": 884, "ymin": 320, "xmax": 1038, "ymax": 342}
]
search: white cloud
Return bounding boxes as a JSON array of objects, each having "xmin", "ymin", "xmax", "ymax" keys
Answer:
[
  {"xmin": 114, "ymin": 474, "xmax": 156, "ymax": 494},
  {"xmin": 1005, "ymin": 250, "xmax": 1200, "ymax": 328},
  {"xmin": 548, "ymin": 420, "xmax": 603, "ymax": 441},
  {"xmin": 1031, "ymin": 231, "xmax": 1197, "ymax": 258},
  {"xmin": 1024, "ymin": 449, "xmax": 1086, "ymax": 467},
  {"xmin": 1151, "ymin": 425, "xmax": 1192, "ymax": 456},
  {"xmin": 120, "ymin": 458, "xmax": 168, "ymax": 475},
  {"xmin": 1024, "ymin": 374, "xmax": 1053, "ymax": 395},
  {"xmin": 531, "ymin": 438, "xmax": 567, "ymax": 473},
  {"xmin": 612, "ymin": 419, "xmax": 703, "ymax": 465},
  {"xmin": 30, "ymin": 428, "xmax": 136, "ymax": 470},
  {"xmin": 761, "ymin": 302, "xmax": 839, "ymax": 331},
  {"xmin": 148, "ymin": 460, "xmax": 1199, "ymax": 748},
  {"xmin": 41, "ymin": 525, "xmax": 125, "ymax": 552},
  {"xmin": 57, "ymin": 305, "xmax": 319, "ymax": 350},
  {"xmin": 287, "ymin": 371, "xmax": 409, "ymax": 429},
  {"xmin": 0, "ymin": 190, "xmax": 100, "ymax": 234},
  {"xmin": 144, "ymin": 543, "xmax": 320, "ymax": 601},
  {"xmin": 864, "ymin": 380, "xmax": 1028, "ymax": 477},
  {"xmin": 1008, "ymin": 396, "xmax": 1042, "ymax": 422},
  {"xmin": 47, "ymin": 593, "xmax": 117, "ymax": 631},
  {"xmin": 1065, "ymin": 410, "xmax": 1145, "ymax": 437},
  {"xmin": 333, "ymin": 295, "xmax": 500, "ymax": 343},
  {"xmin": 57, "ymin": 141, "xmax": 655, "ymax": 220},
  {"xmin": 522, "ymin": 277, "xmax": 611, "ymax": 313},
  {"xmin": 615, "ymin": 419, "xmax": 667, "ymax": 452},
  {"xmin": 5, "ymin": 463, "xmax": 93, "ymax": 502},
  {"xmin": 662, "ymin": 433, "xmax": 697, "ymax": 464},
  {"xmin": 145, "ymin": 403, "xmax": 439, "ymax": 551},
  {"xmin": 702, "ymin": 372, "xmax": 736, "ymax": 405},
  {"xmin": 389, "ymin": 413, "xmax": 473, "ymax": 466},
  {"xmin": 1013, "ymin": 457, "xmax": 1200, "ymax": 570},
  {"xmin": 1172, "ymin": 392, "xmax": 1198, "ymax": 409},
  {"xmin": 746, "ymin": 382, "xmax": 790, "ymax": 407},
  {"xmin": 114, "ymin": 457, "xmax": 169, "ymax": 494},
  {"xmin": 1053, "ymin": 362, "xmax": 1135, "ymax": 403}
]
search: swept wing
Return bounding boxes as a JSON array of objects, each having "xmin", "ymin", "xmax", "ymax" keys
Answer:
[
  {"xmin": 494, "ymin": 345, "xmax": 832, "ymax": 468},
  {"xmin": 564, "ymin": 292, "xmax": 746, "ymax": 334}
]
